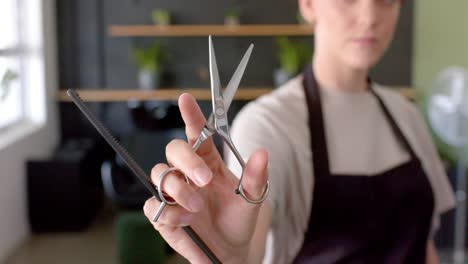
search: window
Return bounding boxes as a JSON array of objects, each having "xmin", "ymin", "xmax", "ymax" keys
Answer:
[
  {"xmin": 0, "ymin": 0, "xmax": 24, "ymax": 130},
  {"xmin": 0, "ymin": 0, "xmax": 47, "ymax": 136}
]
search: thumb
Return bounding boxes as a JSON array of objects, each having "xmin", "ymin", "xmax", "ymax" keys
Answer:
[{"xmin": 240, "ymin": 148, "xmax": 269, "ymax": 201}]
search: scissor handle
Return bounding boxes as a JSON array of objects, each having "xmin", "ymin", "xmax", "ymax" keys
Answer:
[
  {"xmin": 236, "ymin": 181, "xmax": 270, "ymax": 204},
  {"xmin": 157, "ymin": 167, "xmax": 190, "ymax": 206},
  {"xmin": 222, "ymin": 135, "xmax": 270, "ymax": 205},
  {"xmin": 193, "ymin": 126, "xmax": 213, "ymax": 152},
  {"xmin": 153, "ymin": 149, "xmax": 221, "ymax": 264},
  {"xmin": 194, "ymin": 126, "xmax": 270, "ymax": 204}
]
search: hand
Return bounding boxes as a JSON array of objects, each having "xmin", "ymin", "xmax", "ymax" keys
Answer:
[{"xmin": 143, "ymin": 93, "xmax": 269, "ymax": 264}]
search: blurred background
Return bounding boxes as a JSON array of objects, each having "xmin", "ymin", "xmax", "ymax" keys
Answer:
[{"xmin": 0, "ymin": 0, "xmax": 467, "ymax": 263}]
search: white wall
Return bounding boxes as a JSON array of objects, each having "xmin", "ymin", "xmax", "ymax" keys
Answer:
[{"xmin": 0, "ymin": 0, "xmax": 59, "ymax": 261}]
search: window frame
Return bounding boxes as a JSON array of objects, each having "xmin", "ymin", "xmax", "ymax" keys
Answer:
[
  {"xmin": 0, "ymin": 0, "xmax": 52, "ymax": 149},
  {"xmin": 0, "ymin": 0, "xmax": 26, "ymax": 132}
]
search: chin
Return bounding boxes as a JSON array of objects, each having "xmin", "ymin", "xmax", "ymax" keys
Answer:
[{"xmin": 344, "ymin": 52, "xmax": 382, "ymax": 71}]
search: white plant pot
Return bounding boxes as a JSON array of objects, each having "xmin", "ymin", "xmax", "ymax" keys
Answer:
[
  {"xmin": 224, "ymin": 17, "xmax": 240, "ymax": 26},
  {"xmin": 138, "ymin": 69, "xmax": 160, "ymax": 90}
]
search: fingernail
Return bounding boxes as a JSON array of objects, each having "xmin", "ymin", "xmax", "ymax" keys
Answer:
[
  {"xmin": 193, "ymin": 167, "xmax": 212, "ymax": 186},
  {"xmin": 189, "ymin": 195, "xmax": 204, "ymax": 212}
]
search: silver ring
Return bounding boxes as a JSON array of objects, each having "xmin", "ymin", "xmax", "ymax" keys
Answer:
[{"xmin": 236, "ymin": 179, "xmax": 270, "ymax": 204}]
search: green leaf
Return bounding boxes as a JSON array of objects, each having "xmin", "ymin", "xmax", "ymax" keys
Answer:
[
  {"xmin": 225, "ymin": 8, "xmax": 240, "ymax": 19},
  {"xmin": 152, "ymin": 9, "xmax": 171, "ymax": 25},
  {"xmin": 275, "ymin": 37, "xmax": 313, "ymax": 75},
  {"xmin": 132, "ymin": 42, "xmax": 168, "ymax": 72}
]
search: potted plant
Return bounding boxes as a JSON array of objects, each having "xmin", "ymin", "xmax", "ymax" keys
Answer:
[
  {"xmin": 224, "ymin": 8, "xmax": 240, "ymax": 26},
  {"xmin": 1, "ymin": 69, "xmax": 18, "ymax": 101},
  {"xmin": 151, "ymin": 9, "xmax": 171, "ymax": 26},
  {"xmin": 132, "ymin": 42, "xmax": 168, "ymax": 90},
  {"xmin": 274, "ymin": 37, "xmax": 313, "ymax": 86}
]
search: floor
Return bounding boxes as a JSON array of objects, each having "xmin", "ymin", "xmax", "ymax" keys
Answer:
[
  {"xmin": 3, "ymin": 204, "xmax": 466, "ymax": 264},
  {"xmin": 4, "ymin": 204, "xmax": 188, "ymax": 264}
]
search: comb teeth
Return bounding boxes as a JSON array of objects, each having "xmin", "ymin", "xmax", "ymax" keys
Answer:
[{"xmin": 66, "ymin": 89, "xmax": 162, "ymax": 201}]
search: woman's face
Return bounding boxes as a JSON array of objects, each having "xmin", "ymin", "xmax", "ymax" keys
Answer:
[{"xmin": 300, "ymin": 0, "xmax": 401, "ymax": 70}]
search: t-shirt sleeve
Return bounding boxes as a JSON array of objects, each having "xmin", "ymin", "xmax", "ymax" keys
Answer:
[
  {"xmin": 224, "ymin": 101, "xmax": 289, "ymax": 210},
  {"xmin": 408, "ymin": 103, "xmax": 456, "ymax": 238}
]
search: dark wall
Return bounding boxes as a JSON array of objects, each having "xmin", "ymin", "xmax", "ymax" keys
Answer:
[
  {"xmin": 59, "ymin": 0, "xmax": 413, "ymax": 89},
  {"xmin": 58, "ymin": 0, "xmax": 305, "ymax": 88},
  {"xmin": 57, "ymin": 0, "xmax": 414, "ymax": 164}
]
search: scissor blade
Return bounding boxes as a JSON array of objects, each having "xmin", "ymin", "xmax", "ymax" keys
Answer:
[
  {"xmin": 209, "ymin": 36, "xmax": 223, "ymax": 114},
  {"xmin": 223, "ymin": 43, "xmax": 253, "ymax": 110},
  {"xmin": 206, "ymin": 43, "xmax": 254, "ymax": 128}
]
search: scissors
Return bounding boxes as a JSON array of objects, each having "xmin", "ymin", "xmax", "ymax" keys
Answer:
[{"xmin": 153, "ymin": 36, "xmax": 270, "ymax": 223}]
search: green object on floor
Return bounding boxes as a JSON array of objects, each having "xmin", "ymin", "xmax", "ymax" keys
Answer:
[{"xmin": 116, "ymin": 211, "xmax": 168, "ymax": 264}]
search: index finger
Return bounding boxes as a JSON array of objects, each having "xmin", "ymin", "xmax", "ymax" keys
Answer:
[{"xmin": 178, "ymin": 93, "xmax": 215, "ymax": 155}]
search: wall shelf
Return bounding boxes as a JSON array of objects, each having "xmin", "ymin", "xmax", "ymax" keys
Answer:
[
  {"xmin": 58, "ymin": 88, "xmax": 273, "ymax": 102},
  {"xmin": 57, "ymin": 87, "xmax": 416, "ymax": 102},
  {"xmin": 109, "ymin": 24, "xmax": 314, "ymax": 37}
]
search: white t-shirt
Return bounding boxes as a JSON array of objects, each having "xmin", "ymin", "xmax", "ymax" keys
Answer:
[{"xmin": 225, "ymin": 75, "xmax": 456, "ymax": 264}]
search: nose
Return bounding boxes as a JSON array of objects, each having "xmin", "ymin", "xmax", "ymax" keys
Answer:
[{"xmin": 358, "ymin": 0, "xmax": 379, "ymax": 29}]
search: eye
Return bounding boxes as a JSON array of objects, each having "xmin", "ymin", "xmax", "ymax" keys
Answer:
[
  {"xmin": 381, "ymin": 0, "xmax": 398, "ymax": 5},
  {"xmin": 339, "ymin": 0, "xmax": 357, "ymax": 5}
]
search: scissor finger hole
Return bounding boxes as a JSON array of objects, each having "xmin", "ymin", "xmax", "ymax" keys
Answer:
[
  {"xmin": 158, "ymin": 167, "xmax": 191, "ymax": 205},
  {"xmin": 236, "ymin": 179, "xmax": 270, "ymax": 205}
]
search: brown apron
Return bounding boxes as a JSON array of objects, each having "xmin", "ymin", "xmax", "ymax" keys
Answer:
[{"xmin": 294, "ymin": 65, "xmax": 434, "ymax": 264}]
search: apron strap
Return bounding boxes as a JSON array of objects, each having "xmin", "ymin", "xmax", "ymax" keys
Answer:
[
  {"xmin": 303, "ymin": 64, "xmax": 331, "ymax": 177},
  {"xmin": 302, "ymin": 64, "xmax": 418, "ymax": 179},
  {"xmin": 370, "ymin": 89, "xmax": 418, "ymax": 160}
]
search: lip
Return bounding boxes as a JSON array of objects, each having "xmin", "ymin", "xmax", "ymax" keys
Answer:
[{"xmin": 352, "ymin": 37, "xmax": 378, "ymax": 46}]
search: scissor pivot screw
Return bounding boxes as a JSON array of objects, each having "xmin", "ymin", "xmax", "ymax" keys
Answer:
[{"xmin": 216, "ymin": 107, "xmax": 225, "ymax": 117}]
